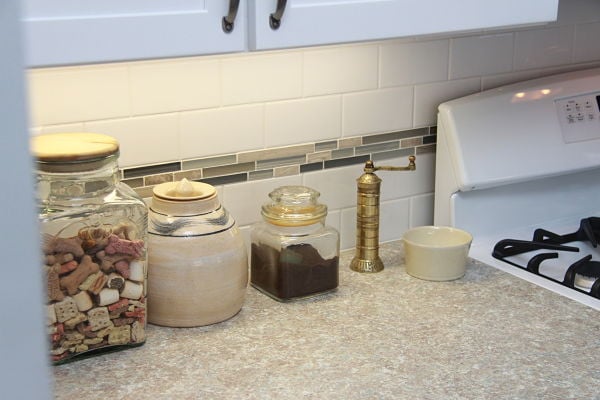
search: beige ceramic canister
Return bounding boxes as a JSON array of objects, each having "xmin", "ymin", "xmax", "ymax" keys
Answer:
[{"xmin": 147, "ymin": 179, "xmax": 248, "ymax": 327}]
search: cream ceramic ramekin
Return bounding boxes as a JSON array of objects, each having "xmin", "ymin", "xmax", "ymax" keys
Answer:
[{"xmin": 402, "ymin": 226, "xmax": 472, "ymax": 281}]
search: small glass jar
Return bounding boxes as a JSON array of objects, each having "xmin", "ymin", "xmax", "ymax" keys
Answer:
[
  {"xmin": 251, "ymin": 185, "xmax": 339, "ymax": 301},
  {"xmin": 33, "ymin": 133, "xmax": 148, "ymax": 365}
]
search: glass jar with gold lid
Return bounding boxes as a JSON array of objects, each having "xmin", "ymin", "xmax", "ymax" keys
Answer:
[
  {"xmin": 250, "ymin": 185, "xmax": 339, "ymax": 301},
  {"xmin": 32, "ymin": 133, "xmax": 147, "ymax": 364}
]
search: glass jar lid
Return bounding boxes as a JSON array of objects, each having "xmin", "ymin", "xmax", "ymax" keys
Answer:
[
  {"xmin": 32, "ymin": 133, "xmax": 119, "ymax": 172},
  {"xmin": 261, "ymin": 185, "xmax": 327, "ymax": 226}
]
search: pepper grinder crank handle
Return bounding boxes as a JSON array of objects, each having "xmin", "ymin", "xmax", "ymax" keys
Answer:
[{"xmin": 350, "ymin": 155, "xmax": 416, "ymax": 273}]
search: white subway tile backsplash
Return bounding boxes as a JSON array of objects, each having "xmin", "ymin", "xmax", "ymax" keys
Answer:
[
  {"xmin": 480, "ymin": 63, "xmax": 599, "ymax": 90},
  {"xmin": 26, "ymin": 0, "xmax": 600, "ymax": 247},
  {"xmin": 380, "ymin": 39, "xmax": 449, "ymax": 87},
  {"xmin": 238, "ymin": 225, "xmax": 252, "ymax": 256},
  {"xmin": 325, "ymin": 210, "xmax": 342, "ymax": 242},
  {"xmin": 28, "ymin": 66, "xmax": 130, "ymax": 126},
  {"xmin": 339, "ymin": 198, "xmax": 412, "ymax": 250},
  {"xmin": 85, "ymin": 114, "xmax": 179, "ymax": 168},
  {"xmin": 339, "ymin": 208, "xmax": 356, "ymax": 250},
  {"xmin": 378, "ymin": 153, "xmax": 435, "ymax": 201},
  {"xmin": 413, "ymin": 78, "xmax": 481, "ymax": 126},
  {"xmin": 342, "ymin": 87, "xmax": 413, "ymax": 137},
  {"xmin": 129, "ymin": 58, "xmax": 221, "ymax": 115},
  {"xmin": 179, "ymin": 104, "xmax": 264, "ymax": 159},
  {"xmin": 379, "ymin": 198, "xmax": 411, "ymax": 243},
  {"xmin": 303, "ymin": 44, "xmax": 378, "ymax": 96},
  {"xmin": 514, "ymin": 26, "xmax": 574, "ymax": 70},
  {"xmin": 221, "ymin": 52, "xmax": 303, "ymax": 105},
  {"xmin": 409, "ymin": 193, "xmax": 435, "ymax": 228},
  {"xmin": 302, "ymin": 163, "xmax": 364, "ymax": 210},
  {"xmin": 264, "ymin": 96, "xmax": 342, "ymax": 147},
  {"xmin": 481, "ymin": 69, "xmax": 554, "ymax": 90},
  {"xmin": 449, "ymin": 34, "xmax": 514, "ymax": 79},
  {"xmin": 574, "ymin": 22, "xmax": 600, "ymax": 63}
]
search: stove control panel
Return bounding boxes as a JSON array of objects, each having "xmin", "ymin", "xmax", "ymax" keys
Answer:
[{"xmin": 555, "ymin": 91, "xmax": 600, "ymax": 143}]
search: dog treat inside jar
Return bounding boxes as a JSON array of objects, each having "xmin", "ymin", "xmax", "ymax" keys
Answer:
[
  {"xmin": 251, "ymin": 185, "xmax": 339, "ymax": 301},
  {"xmin": 32, "ymin": 133, "xmax": 148, "ymax": 364}
]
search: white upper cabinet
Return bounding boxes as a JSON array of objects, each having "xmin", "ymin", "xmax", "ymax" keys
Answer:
[
  {"xmin": 248, "ymin": 0, "xmax": 559, "ymax": 50},
  {"xmin": 22, "ymin": 0, "xmax": 247, "ymax": 67},
  {"xmin": 22, "ymin": 0, "xmax": 558, "ymax": 67}
]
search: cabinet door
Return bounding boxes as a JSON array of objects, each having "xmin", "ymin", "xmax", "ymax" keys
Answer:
[
  {"xmin": 23, "ymin": 0, "xmax": 247, "ymax": 67},
  {"xmin": 248, "ymin": 0, "xmax": 558, "ymax": 50}
]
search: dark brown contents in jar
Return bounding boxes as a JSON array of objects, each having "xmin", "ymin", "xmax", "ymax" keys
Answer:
[{"xmin": 251, "ymin": 243, "xmax": 338, "ymax": 300}]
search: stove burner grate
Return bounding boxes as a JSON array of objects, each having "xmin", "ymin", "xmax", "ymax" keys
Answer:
[
  {"xmin": 533, "ymin": 216, "xmax": 600, "ymax": 246},
  {"xmin": 492, "ymin": 217, "xmax": 600, "ymax": 299}
]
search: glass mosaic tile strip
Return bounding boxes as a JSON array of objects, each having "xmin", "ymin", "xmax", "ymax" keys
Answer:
[
  {"xmin": 315, "ymin": 140, "xmax": 338, "ymax": 152},
  {"xmin": 371, "ymin": 148, "xmax": 415, "ymax": 161},
  {"xmin": 362, "ymin": 127, "xmax": 429, "ymax": 145},
  {"xmin": 203, "ymin": 161, "xmax": 255, "ymax": 178},
  {"xmin": 174, "ymin": 169, "xmax": 203, "ymax": 181},
  {"xmin": 256, "ymin": 154, "xmax": 307, "ymax": 170},
  {"xmin": 126, "ymin": 126, "xmax": 436, "ymax": 197},
  {"xmin": 145, "ymin": 173, "xmax": 174, "ymax": 186},
  {"xmin": 355, "ymin": 141, "xmax": 400, "ymax": 155},
  {"xmin": 331, "ymin": 148, "xmax": 354, "ymax": 159},
  {"xmin": 274, "ymin": 165, "xmax": 300, "ymax": 177},
  {"xmin": 324, "ymin": 154, "xmax": 370, "ymax": 169},
  {"xmin": 122, "ymin": 177, "xmax": 144, "ymax": 189},
  {"xmin": 339, "ymin": 137, "xmax": 362, "ymax": 148},
  {"xmin": 238, "ymin": 144, "xmax": 314, "ymax": 163},
  {"xmin": 300, "ymin": 162, "xmax": 324, "ymax": 173},
  {"xmin": 200, "ymin": 173, "xmax": 248, "ymax": 186},
  {"xmin": 182, "ymin": 154, "xmax": 237, "ymax": 170},
  {"xmin": 307, "ymin": 151, "xmax": 332, "ymax": 163},
  {"xmin": 401, "ymin": 137, "xmax": 422, "ymax": 148},
  {"xmin": 249, "ymin": 169, "xmax": 274, "ymax": 181},
  {"xmin": 423, "ymin": 134, "xmax": 437, "ymax": 144},
  {"xmin": 123, "ymin": 161, "xmax": 181, "ymax": 179},
  {"xmin": 416, "ymin": 144, "xmax": 436, "ymax": 154}
]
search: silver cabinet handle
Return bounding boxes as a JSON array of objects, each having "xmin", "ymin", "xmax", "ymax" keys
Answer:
[
  {"xmin": 222, "ymin": 0, "xmax": 240, "ymax": 33},
  {"xmin": 269, "ymin": 0, "xmax": 287, "ymax": 30}
]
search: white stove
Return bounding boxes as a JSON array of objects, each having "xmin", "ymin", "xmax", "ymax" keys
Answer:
[{"xmin": 434, "ymin": 67, "xmax": 600, "ymax": 310}]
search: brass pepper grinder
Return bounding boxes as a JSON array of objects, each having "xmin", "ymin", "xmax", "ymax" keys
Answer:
[{"xmin": 350, "ymin": 155, "xmax": 416, "ymax": 273}]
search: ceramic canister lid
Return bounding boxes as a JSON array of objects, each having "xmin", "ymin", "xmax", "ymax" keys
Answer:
[{"xmin": 151, "ymin": 179, "xmax": 219, "ymax": 216}]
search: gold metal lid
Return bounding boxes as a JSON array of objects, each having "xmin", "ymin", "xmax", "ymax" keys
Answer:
[{"xmin": 261, "ymin": 185, "xmax": 327, "ymax": 226}]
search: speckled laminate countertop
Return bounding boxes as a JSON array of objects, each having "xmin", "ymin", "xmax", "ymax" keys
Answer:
[{"xmin": 52, "ymin": 241, "xmax": 600, "ymax": 400}]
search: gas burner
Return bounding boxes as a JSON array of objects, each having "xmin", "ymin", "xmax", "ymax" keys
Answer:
[
  {"xmin": 566, "ymin": 255, "xmax": 600, "ymax": 294},
  {"xmin": 492, "ymin": 217, "xmax": 600, "ymax": 299}
]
